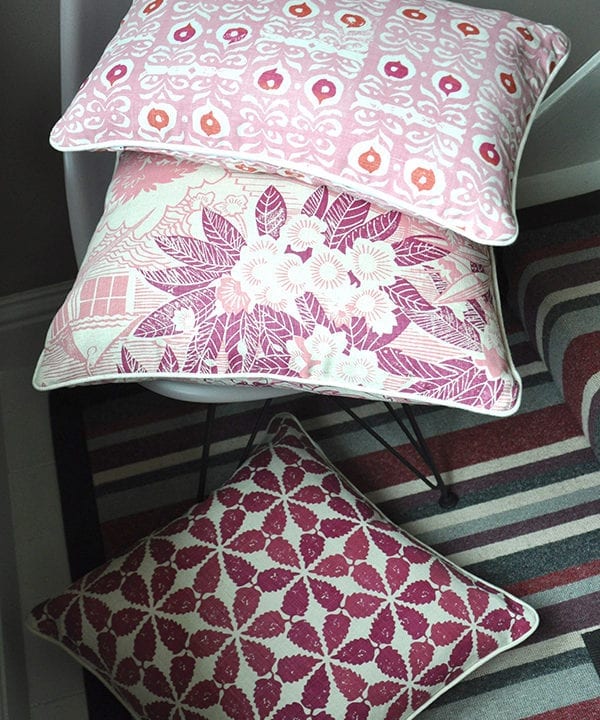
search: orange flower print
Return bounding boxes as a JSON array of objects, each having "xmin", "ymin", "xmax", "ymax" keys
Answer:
[
  {"xmin": 411, "ymin": 167, "xmax": 436, "ymax": 192},
  {"xmin": 235, "ymin": 163, "xmax": 259, "ymax": 173},
  {"xmin": 517, "ymin": 26, "xmax": 534, "ymax": 42},
  {"xmin": 340, "ymin": 13, "xmax": 366, "ymax": 28},
  {"xmin": 200, "ymin": 111, "xmax": 221, "ymax": 136},
  {"xmin": 457, "ymin": 21, "xmax": 480, "ymax": 36},
  {"xmin": 147, "ymin": 108, "xmax": 169, "ymax": 130},
  {"xmin": 358, "ymin": 147, "xmax": 382, "ymax": 174},
  {"xmin": 258, "ymin": 68, "xmax": 284, "ymax": 91},
  {"xmin": 288, "ymin": 2, "xmax": 312, "ymax": 18},
  {"xmin": 479, "ymin": 142, "xmax": 501, "ymax": 166},
  {"xmin": 143, "ymin": 0, "xmax": 163, "ymax": 14},
  {"xmin": 402, "ymin": 9, "xmax": 427, "ymax": 21},
  {"xmin": 500, "ymin": 72, "xmax": 517, "ymax": 94}
]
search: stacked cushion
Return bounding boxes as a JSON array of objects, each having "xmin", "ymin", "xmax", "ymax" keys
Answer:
[
  {"xmin": 33, "ymin": 151, "xmax": 521, "ymax": 416},
  {"xmin": 50, "ymin": 0, "xmax": 569, "ymax": 246}
]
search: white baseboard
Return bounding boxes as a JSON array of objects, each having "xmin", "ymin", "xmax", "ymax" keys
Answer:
[{"xmin": 0, "ymin": 280, "xmax": 75, "ymax": 720}]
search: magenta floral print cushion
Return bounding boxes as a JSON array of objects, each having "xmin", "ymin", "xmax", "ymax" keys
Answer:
[
  {"xmin": 33, "ymin": 152, "xmax": 520, "ymax": 415},
  {"xmin": 28, "ymin": 413, "xmax": 538, "ymax": 720},
  {"xmin": 50, "ymin": 0, "xmax": 569, "ymax": 246}
]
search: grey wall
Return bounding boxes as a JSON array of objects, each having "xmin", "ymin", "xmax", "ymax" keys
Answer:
[{"xmin": 2, "ymin": 2, "xmax": 75, "ymax": 297}]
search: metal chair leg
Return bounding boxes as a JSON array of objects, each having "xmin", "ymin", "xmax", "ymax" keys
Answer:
[
  {"xmin": 196, "ymin": 398, "xmax": 275, "ymax": 500},
  {"xmin": 397, "ymin": 404, "xmax": 458, "ymax": 508},
  {"xmin": 237, "ymin": 398, "xmax": 274, "ymax": 468},
  {"xmin": 335, "ymin": 398, "xmax": 458, "ymax": 508},
  {"xmin": 196, "ymin": 404, "xmax": 216, "ymax": 501}
]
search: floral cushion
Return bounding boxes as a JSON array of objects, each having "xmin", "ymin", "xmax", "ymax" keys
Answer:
[
  {"xmin": 50, "ymin": 0, "xmax": 569, "ymax": 246},
  {"xmin": 28, "ymin": 413, "xmax": 538, "ymax": 720},
  {"xmin": 33, "ymin": 151, "xmax": 520, "ymax": 415}
]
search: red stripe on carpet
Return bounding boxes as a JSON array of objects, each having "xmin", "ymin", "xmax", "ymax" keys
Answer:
[
  {"xmin": 534, "ymin": 593, "xmax": 599, "ymax": 641},
  {"xmin": 338, "ymin": 404, "xmax": 584, "ymax": 491},
  {"xmin": 507, "ymin": 559, "xmax": 600, "ymax": 597},
  {"xmin": 522, "ymin": 696, "xmax": 600, "ymax": 720}
]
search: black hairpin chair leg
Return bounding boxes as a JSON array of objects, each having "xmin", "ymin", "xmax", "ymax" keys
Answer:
[
  {"xmin": 196, "ymin": 398, "xmax": 274, "ymax": 500},
  {"xmin": 196, "ymin": 404, "xmax": 216, "ymax": 501},
  {"xmin": 335, "ymin": 398, "xmax": 458, "ymax": 508}
]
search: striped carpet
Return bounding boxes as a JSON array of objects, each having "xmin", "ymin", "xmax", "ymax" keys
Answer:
[{"xmin": 79, "ymin": 306, "xmax": 600, "ymax": 720}]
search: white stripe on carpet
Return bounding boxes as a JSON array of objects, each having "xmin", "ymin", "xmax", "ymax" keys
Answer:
[
  {"xmin": 366, "ymin": 436, "xmax": 591, "ymax": 505},
  {"xmin": 582, "ymin": 370, "xmax": 600, "ymax": 441},
  {"xmin": 398, "ymin": 471, "xmax": 600, "ymax": 536},
  {"xmin": 517, "ymin": 246, "xmax": 600, "ymax": 319},
  {"xmin": 446, "ymin": 514, "xmax": 600, "ymax": 566},
  {"xmin": 472, "ymin": 628, "xmax": 594, "ymax": 678},
  {"xmin": 423, "ymin": 664, "xmax": 600, "ymax": 720}
]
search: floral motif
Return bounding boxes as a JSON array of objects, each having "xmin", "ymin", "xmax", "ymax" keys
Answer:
[
  {"xmin": 109, "ymin": 168, "xmax": 516, "ymax": 411},
  {"xmin": 34, "ymin": 155, "xmax": 521, "ymax": 416}
]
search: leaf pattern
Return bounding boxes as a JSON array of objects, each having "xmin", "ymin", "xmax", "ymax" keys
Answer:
[
  {"xmin": 156, "ymin": 234, "xmax": 233, "ymax": 268},
  {"xmin": 301, "ymin": 185, "xmax": 329, "ymax": 219},
  {"xmin": 35, "ymin": 152, "xmax": 519, "ymax": 416},
  {"xmin": 343, "ymin": 210, "xmax": 403, "ymax": 248},
  {"xmin": 377, "ymin": 350, "xmax": 466, "ymax": 381},
  {"xmin": 393, "ymin": 235, "xmax": 452, "ymax": 266},
  {"xmin": 323, "ymin": 194, "xmax": 370, "ymax": 249},
  {"xmin": 158, "ymin": 345, "xmax": 179, "ymax": 373},
  {"xmin": 141, "ymin": 266, "xmax": 216, "ymax": 295},
  {"xmin": 257, "ymin": 305, "xmax": 303, "ymax": 356},
  {"xmin": 117, "ymin": 346, "xmax": 146, "ymax": 374},
  {"xmin": 225, "ymin": 312, "xmax": 260, "ymax": 374},
  {"xmin": 408, "ymin": 307, "xmax": 481, "ymax": 352},
  {"xmin": 29, "ymin": 414, "xmax": 537, "ymax": 719},
  {"xmin": 406, "ymin": 366, "xmax": 503, "ymax": 410},
  {"xmin": 386, "ymin": 278, "xmax": 435, "ymax": 313},
  {"xmin": 183, "ymin": 315, "xmax": 228, "ymax": 374},
  {"xmin": 256, "ymin": 185, "xmax": 287, "ymax": 239},
  {"xmin": 202, "ymin": 208, "xmax": 245, "ymax": 256}
]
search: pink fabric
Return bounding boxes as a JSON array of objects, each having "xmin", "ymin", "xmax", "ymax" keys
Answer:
[
  {"xmin": 28, "ymin": 413, "xmax": 538, "ymax": 720},
  {"xmin": 50, "ymin": 0, "xmax": 569, "ymax": 246},
  {"xmin": 33, "ymin": 152, "xmax": 521, "ymax": 416}
]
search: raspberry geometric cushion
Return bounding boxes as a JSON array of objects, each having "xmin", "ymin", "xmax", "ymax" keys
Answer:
[
  {"xmin": 28, "ymin": 413, "xmax": 538, "ymax": 720},
  {"xmin": 33, "ymin": 151, "xmax": 521, "ymax": 416},
  {"xmin": 49, "ymin": 0, "xmax": 569, "ymax": 246}
]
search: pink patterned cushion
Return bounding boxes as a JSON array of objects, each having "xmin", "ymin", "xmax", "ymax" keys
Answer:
[
  {"xmin": 28, "ymin": 413, "xmax": 538, "ymax": 720},
  {"xmin": 50, "ymin": 0, "xmax": 568, "ymax": 246},
  {"xmin": 34, "ymin": 152, "xmax": 521, "ymax": 415}
]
